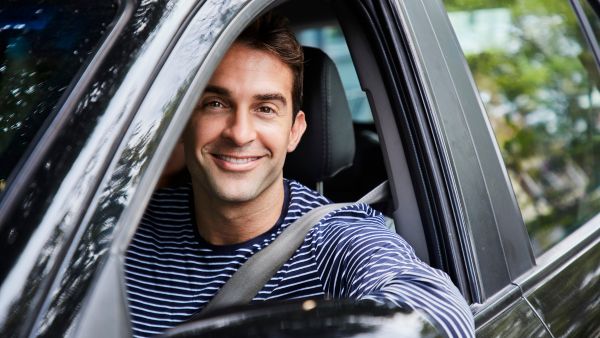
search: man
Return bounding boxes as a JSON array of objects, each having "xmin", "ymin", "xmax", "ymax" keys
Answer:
[{"xmin": 125, "ymin": 13, "xmax": 475, "ymax": 338}]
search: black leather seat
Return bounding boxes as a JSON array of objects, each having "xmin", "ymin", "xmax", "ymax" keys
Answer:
[{"xmin": 284, "ymin": 47, "xmax": 355, "ymax": 187}]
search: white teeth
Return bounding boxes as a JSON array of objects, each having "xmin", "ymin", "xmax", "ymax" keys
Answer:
[{"xmin": 217, "ymin": 155, "xmax": 259, "ymax": 164}]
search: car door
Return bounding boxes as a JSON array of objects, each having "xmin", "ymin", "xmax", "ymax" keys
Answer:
[
  {"xmin": 438, "ymin": 0, "xmax": 600, "ymax": 336},
  {"xmin": 371, "ymin": 0, "xmax": 600, "ymax": 336},
  {"xmin": 0, "ymin": 0, "xmax": 531, "ymax": 335}
]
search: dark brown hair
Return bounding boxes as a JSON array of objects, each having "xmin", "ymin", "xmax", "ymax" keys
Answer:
[{"xmin": 236, "ymin": 12, "xmax": 303, "ymax": 117}]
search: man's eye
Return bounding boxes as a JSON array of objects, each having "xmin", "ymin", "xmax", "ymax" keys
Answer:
[
  {"xmin": 257, "ymin": 106, "xmax": 276, "ymax": 115},
  {"xmin": 205, "ymin": 101, "xmax": 225, "ymax": 108}
]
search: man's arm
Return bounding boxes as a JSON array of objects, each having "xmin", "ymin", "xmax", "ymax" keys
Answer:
[{"xmin": 315, "ymin": 207, "xmax": 475, "ymax": 337}]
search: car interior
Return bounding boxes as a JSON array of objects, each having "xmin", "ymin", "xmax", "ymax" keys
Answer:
[
  {"xmin": 278, "ymin": 2, "xmax": 437, "ymax": 280},
  {"xmin": 151, "ymin": 0, "xmax": 466, "ymax": 303}
]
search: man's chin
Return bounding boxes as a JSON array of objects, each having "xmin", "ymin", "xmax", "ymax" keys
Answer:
[
  {"xmin": 195, "ymin": 169, "xmax": 284, "ymax": 205},
  {"xmin": 213, "ymin": 187, "xmax": 260, "ymax": 204},
  {"xmin": 206, "ymin": 177, "xmax": 261, "ymax": 203}
]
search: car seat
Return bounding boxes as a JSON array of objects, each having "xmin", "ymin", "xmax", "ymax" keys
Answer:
[{"xmin": 284, "ymin": 47, "xmax": 356, "ymax": 190}]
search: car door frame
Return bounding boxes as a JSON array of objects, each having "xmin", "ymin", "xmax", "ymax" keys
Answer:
[{"xmin": 27, "ymin": 0, "xmax": 281, "ymax": 336}]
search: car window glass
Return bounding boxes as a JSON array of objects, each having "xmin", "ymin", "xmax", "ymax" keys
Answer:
[
  {"xmin": 297, "ymin": 26, "xmax": 374, "ymax": 123},
  {"xmin": 0, "ymin": 1, "xmax": 117, "ymax": 195},
  {"xmin": 444, "ymin": 0, "xmax": 600, "ymax": 255}
]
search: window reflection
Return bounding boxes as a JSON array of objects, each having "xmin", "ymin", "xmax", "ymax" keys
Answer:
[
  {"xmin": 0, "ymin": 1, "xmax": 117, "ymax": 195},
  {"xmin": 445, "ymin": 0, "xmax": 600, "ymax": 255}
]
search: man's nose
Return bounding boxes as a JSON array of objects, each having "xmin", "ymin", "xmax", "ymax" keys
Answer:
[{"xmin": 221, "ymin": 109, "xmax": 256, "ymax": 146}]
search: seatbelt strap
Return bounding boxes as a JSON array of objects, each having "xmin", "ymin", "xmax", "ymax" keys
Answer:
[{"xmin": 198, "ymin": 180, "xmax": 389, "ymax": 317}]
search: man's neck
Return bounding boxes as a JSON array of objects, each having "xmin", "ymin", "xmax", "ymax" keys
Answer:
[{"xmin": 190, "ymin": 179, "xmax": 285, "ymax": 246}]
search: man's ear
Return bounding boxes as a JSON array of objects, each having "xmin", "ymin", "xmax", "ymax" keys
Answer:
[{"xmin": 287, "ymin": 110, "xmax": 307, "ymax": 152}]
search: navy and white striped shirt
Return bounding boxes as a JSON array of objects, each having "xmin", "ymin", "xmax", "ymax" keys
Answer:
[{"xmin": 125, "ymin": 180, "xmax": 474, "ymax": 337}]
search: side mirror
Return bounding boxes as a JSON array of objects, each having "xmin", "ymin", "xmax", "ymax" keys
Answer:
[{"xmin": 164, "ymin": 299, "xmax": 445, "ymax": 338}]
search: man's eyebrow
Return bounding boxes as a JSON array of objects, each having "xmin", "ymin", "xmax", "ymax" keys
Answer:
[
  {"xmin": 254, "ymin": 93, "xmax": 287, "ymax": 106},
  {"xmin": 204, "ymin": 85, "xmax": 230, "ymax": 96}
]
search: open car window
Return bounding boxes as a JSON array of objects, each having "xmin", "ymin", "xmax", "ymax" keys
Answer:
[{"xmin": 43, "ymin": 1, "xmax": 470, "ymax": 336}]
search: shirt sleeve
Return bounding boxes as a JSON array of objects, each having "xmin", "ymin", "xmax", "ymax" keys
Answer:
[{"xmin": 314, "ymin": 206, "xmax": 475, "ymax": 338}]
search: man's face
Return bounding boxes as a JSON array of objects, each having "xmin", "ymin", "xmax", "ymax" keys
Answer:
[{"xmin": 183, "ymin": 43, "xmax": 306, "ymax": 204}]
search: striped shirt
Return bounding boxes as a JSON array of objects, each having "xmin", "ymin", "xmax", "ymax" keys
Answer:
[{"xmin": 125, "ymin": 179, "xmax": 474, "ymax": 337}]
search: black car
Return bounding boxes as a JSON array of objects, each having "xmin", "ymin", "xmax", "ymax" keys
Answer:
[{"xmin": 1, "ymin": 0, "xmax": 598, "ymax": 337}]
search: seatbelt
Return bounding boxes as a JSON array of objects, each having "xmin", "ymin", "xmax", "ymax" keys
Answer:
[{"xmin": 197, "ymin": 180, "xmax": 390, "ymax": 317}]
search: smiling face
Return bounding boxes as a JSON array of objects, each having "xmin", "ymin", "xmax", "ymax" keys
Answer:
[{"xmin": 183, "ymin": 43, "xmax": 306, "ymax": 205}]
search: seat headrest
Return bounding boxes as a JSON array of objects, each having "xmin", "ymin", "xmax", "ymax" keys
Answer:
[{"xmin": 284, "ymin": 47, "xmax": 355, "ymax": 185}]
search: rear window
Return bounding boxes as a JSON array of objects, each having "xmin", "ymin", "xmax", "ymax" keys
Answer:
[
  {"xmin": 0, "ymin": 1, "xmax": 118, "ymax": 194},
  {"xmin": 444, "ymin": 0, "xmax": 600, "ymax": 255},
  {"xmin": 298, "ymin": 26, "xmax": 374, "ymax": 123}
]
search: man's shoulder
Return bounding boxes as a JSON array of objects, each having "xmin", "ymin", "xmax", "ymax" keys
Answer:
[
  {"xmin": 286, "ymin": 179, "xmax": 386, "ymax": 230},
  {"xmin": 317, "ymin": 203, "xmax": 389, "ymax": 240},
  {"xmin": 302, "ymin": 197, "xmax": 419, "ymax": 270}
]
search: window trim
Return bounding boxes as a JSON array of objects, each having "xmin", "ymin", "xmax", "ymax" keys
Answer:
[{"xmin": 519, "ymin": 214, "xmax": 600, "ymax": 286}]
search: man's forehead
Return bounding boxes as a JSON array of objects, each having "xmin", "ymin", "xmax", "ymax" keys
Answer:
[
  {"xmin": 204, "ymin": 43, "xmax": 294, "ymax": 100},
  {"xmin": 218, "ymin": 44, "xmax": 288, "ymax": 72}
]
